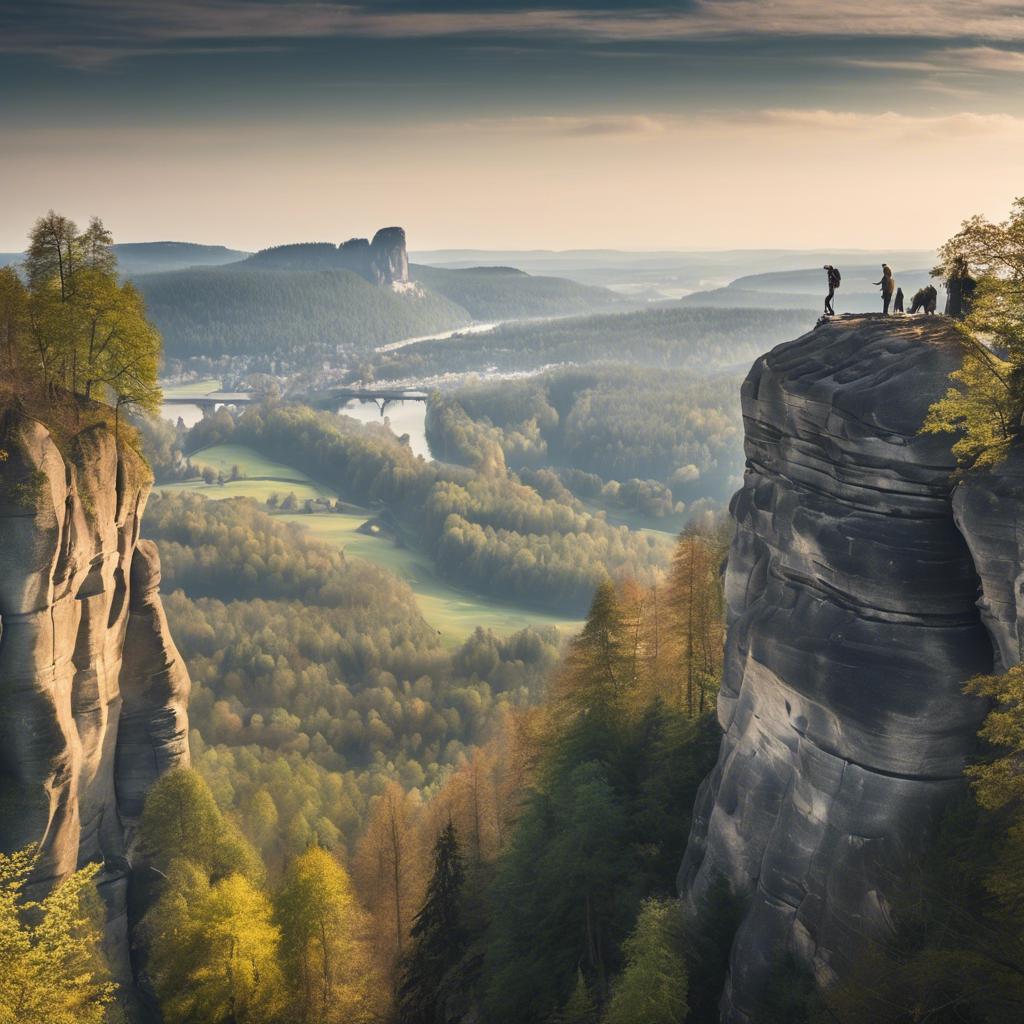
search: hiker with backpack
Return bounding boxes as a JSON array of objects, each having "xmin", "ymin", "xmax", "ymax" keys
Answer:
[
  {"xmin": 874, "ymin": 263, "xmax": 895, "ymax": 314},
  {"xmin": 824, "ymin": 264, "xmax": 841, "ymax": 315}
]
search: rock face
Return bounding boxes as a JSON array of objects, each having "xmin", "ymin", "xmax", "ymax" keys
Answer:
[
  {"xmin": 0, "ymin": 402, "xmax": 190, "ymax": 992},
  {"xmin": 679, "ymin": 315, "xmax": 997, "ymax": 1021},
  {"xmin": 245, "ymin": 227, "xmax": 411, "ymax": 287},
  {"xmin": 367, "ymin": 226, "xmax": 410, "ymax": 287}
]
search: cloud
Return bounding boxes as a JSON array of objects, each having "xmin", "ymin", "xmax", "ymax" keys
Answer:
[
  {"xmin": 747, "ymin": 108, "xmax": 1024, "ymax": 141},
  {"xmin": 458, "ymin": 114, "xmax": 666, "ymax": 137},
  {"xmin": 9, "ymin": 1, "xmax": 1024, "ymax": 67}
]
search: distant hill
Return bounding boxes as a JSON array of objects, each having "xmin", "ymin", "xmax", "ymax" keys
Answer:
[
  {"xmin": 411, "ymin": 264, "xmax": 623, "ymax": 320},
  {"xmin": 0, "ymin": 241, "xmax": 249, "ymax": 277},
  {"xmin": 680, "ymin": 264, "xmax": 945, "ymax": 313},
  {"xmin": 136, "ymin": 267, "xmax": 470, "ymax": 363}
]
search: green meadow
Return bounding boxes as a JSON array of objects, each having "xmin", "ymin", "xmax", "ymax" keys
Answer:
[{"xmin": 156, "ymin": 444, "xmax": 582, "ymax": 642}]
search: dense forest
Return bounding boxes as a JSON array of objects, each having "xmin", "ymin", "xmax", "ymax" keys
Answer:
[
  {"xmin": 365, "ymin": 306, "xmax": 812, "ymax": 381},
  {"xmin": 177, "ymin": 402, "xmax": 673, "ymax": 613},
  {"xmin": 24, "ymin": 506, "xmax": 729, "ymax": 1024},
  {"xmin": 136, "ymin": 261, "xmax": 620, "ymax": 370},
  {"xmin": 136, "ymin": 268, "xmax": 469, "ymax": 366},
  {"xmin": 425, "ymin": 367, "xmax": 744, "ymax": 512}
]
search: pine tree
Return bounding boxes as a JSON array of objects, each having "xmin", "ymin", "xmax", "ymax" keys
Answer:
[
  {"xmin": 397, "ymin": 821, "xmax": 467, "ymax": 1024},
  {"xmin": 553, "ymin": 970, "xmax": 596, "ymax": 1024},
  {"xmin": 603, "ymin": 899, "xmax": 688, "ymax": 1024}
]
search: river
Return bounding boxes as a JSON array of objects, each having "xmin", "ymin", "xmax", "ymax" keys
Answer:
[{"xmin": 336, "ymin": 398, "xmax": 432, "ymax": 460}]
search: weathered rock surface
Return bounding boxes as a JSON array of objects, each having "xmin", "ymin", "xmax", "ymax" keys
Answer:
[
  {"xmin": 679, "ymin": 315, "xmax": 995, "ymax": 1021},
  {"xmin": 0, "ymin": 401, "xmax": 190, "ymax": 992},
  {"xmin": 953, "ymin": 447, "xmax": 1024, "ymax": 672}
]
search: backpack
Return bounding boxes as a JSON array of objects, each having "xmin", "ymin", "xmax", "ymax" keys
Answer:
[{"xmin": 831, "ymin": 267, "xmax": 841, "ymax": 288}]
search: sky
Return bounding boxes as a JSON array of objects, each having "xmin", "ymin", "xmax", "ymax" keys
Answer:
[{"xmin": 3, "ymin": 1, "xmax": 1024, "ymax": 251}]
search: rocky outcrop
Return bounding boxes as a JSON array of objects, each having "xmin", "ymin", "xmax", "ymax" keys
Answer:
[
  {"xmin": 0, "ymin": 400, "xmax": 190, "ymax": 993},
  {"xmin": 679, "ymin": 315, "xmax": 995, "ymax": 1021},
  {"xmin": 367, "ymin": 226, "xmax": 410, "ymax": 287},
  {"xmin": 245, "ymin": 227, "xmax": 411, "ymax": 287}
]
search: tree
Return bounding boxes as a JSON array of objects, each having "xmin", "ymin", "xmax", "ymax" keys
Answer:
[
  {"xmin": 0, "ymin": 847, "xmax": 116, "ymax": 1024},
  {"xmin": 276, "ymin": 846, "xmax": 377, "ymax": 1024},
  {"xmin": 554, "ymin": 970, "xmax": 597, "ymax": 1024},
  {"xmin": 138, "ymin": 768, "xmax": 262, "ymax": 881},
  {"xmin": 602, "ymin": 899, "xmax": 688, "ymax": 1024},
  {"xmin": 0, "ymin": 267, "xmax": 28, "ymax": 376},
  {"xmin": 354, "ymin": 782, "xmax": 421, "ymax": 989},
  {"xmin": 398, "ymin": 821, "xmax": 468, "ymax": 1024},
  {"xmin": 923, "ymin": 197, "xmax": 1024, "ymax": 467},
  {"xmin": 17, "ymin": 212, "xmax": 161, "ymax": 419},
  {"xmin": 145, "ymin": 861, "xmax": 285, "ymax": 1024}
]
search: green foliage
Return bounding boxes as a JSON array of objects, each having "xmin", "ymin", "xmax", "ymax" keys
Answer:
[
  {"xmin": 482, "ymin": 574, "xmax": 721, "ymax": 1023},
  {"xmin": 425, "ymin": 367, "xmax": 743, "ymax": 509},
  {"xmin": 276, "ymin": 846, "xmax": 377, "ymax": 1024},
  {"xmin": 145, "ymin": 861, "xmax": 285, "ymax": 1024},
  {"xmin": 15, "ymin": 212, "xmax": 162, "ymax": 417},
  {"xmin": 398, "ymin": 822, "xmax": 468, "ymax": 1024},
  {"xmin": 368, "ymin": 306, "xmax": 811, "ymax": 380},
  {"xmin": 602, "ymin": 899, "xmax": 688, "ymax": 1024},
  {"xmin": 138, "ymin": 767, "xmax": 263, "ymax": 881},
  {"xmin": 924, "ymin": 198, "xmax": 1024, "ymax": 467},
  {"xmin": 0, "ymin": 847, "xmax": 116, "ymax": 1024},
  {"xmin": 145, "ymin": 493, "xmax": 560, "ymax": 851},
  {"xmin": 553, "ymin": 971, "xmax": 598, "ymax": 1024},
  {"xmin": 136, "ymin": 266, "xmax": 469, "ymax": 365},
  {"xmin": 187, "ymin": 402, "xmax": 672, "ymax": 614}
]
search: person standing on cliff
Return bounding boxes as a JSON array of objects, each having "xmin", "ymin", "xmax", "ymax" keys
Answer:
[
  {"xmin": 874, "ymin": 263, "xmax": 895, "ymax": 314},
  {"xmin": 823, "ymin": 264, "xmax": 840, "ymax": 315}
]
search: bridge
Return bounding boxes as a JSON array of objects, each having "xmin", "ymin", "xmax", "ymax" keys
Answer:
[
  {"xmin": 301, "ymin": 386, "xmax": 430, "ymax": 415},
  {"xmin": 162, "ymin": 391, "xmax": 262, "ymax": 414}
]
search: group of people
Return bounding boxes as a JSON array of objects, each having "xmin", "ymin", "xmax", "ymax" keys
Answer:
[{"xmin": 822, "ymin": 259, "xmax": 976, "ymax": 318}]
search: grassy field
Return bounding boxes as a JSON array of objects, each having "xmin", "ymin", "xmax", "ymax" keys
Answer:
[
  {"xmin": 157, "ymin": 478, "xmax": 334, "ymax": 503},
  {"xmin": 156, "ymin": 446, "xmax": 583, "ymax": 641},
  {"xmin": 277, "ymin": 513, "xmax": 582, "ymax": 644},
  {"xmin": 184, "ymin": 444, "xmax": 339, "ymax": 499},
  {"xmin": 161, "ymin": 377, "xmax": 222, "ymax": 398}
]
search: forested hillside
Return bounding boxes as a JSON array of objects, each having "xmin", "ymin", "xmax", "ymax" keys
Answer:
[
  {"xmin": 366, "ymin": 306, "xmax": 812, "ymax": 380},
  {"xmin": 136, "ymin": 267, "xmax": 470, "ymax": 365},
  {"xmin": 425, "ymin": 367, "xmax": 744, "ymax": 512},
  {"xmin": 131, "ymin": 500, "xmax": 733, "ymax": 1024},
  {"xmin": 180, "ymin": 402, "xmax": 672, "ymax": 613},
  {"xmin": 411, "ymin": 264, "xmax": 623, "ymax": 320}
]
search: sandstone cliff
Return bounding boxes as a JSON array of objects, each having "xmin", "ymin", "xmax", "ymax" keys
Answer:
[
  {"xmin": 679, "ymin": 314, "xmax": 1001, "ymax": 1020},
  {"xmin": 0, "ymin": 398, "xmax": 190, "ymax": 994}
]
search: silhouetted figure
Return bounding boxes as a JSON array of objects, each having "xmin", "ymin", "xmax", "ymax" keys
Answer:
[
  {"xmin": 874, "ymin": 263, "xmax": 895, "ymax": 314},
  {"xmin": 893, "ymin": 287, "xmax": 904, "ymax": 313},
  {"xmin": 823, "ymin": 265, "xmax": 840, "ymax": 315},
  {"xmin": 944, "ymin": 257, "xmax": 977, "ymax": 319},
  {"xmin": 909, "ymin": 285, "xmax": 938, "ymax": 314}
]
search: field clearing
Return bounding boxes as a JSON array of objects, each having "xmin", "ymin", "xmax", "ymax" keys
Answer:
[
  {"xmin": 156, "ymin": 478, "xmax": 333, "ymax": 503},
  {"xmin": 184, "ymin": 444, "xmax": 339, "ymax": 498},
  {"xmin": 161, "ymin": 377, "xmax": 222, "ymax": 398},
  {"xmin": 277, "ymin": 512, "xmax": 583, "ymax": 644},
  {"xmin": 156, "ymin": 454, "xmax": 582, "ymax": 641}
]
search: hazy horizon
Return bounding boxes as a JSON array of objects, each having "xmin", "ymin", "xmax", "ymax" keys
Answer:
[{"xmin": 4, "ymin": 1, "xmax": 1024, "ymax": 252}]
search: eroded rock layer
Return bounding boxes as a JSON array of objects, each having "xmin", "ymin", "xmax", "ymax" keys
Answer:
[
  {"xmin": 679, "ymin": 315, "xmax": 993, "ymax": 1021},
  {"xmin": 0, "ymin": 402, "xmax": 190, "ymax": 989}
]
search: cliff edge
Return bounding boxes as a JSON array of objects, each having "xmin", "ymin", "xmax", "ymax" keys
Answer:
[
  {"xmin": 679, "ymin": 314, "xmax": 1004, "ymax": 1020},
  {"xmin": 0, "ymin": 397, "xmax": 190, "ymax": 995}
]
